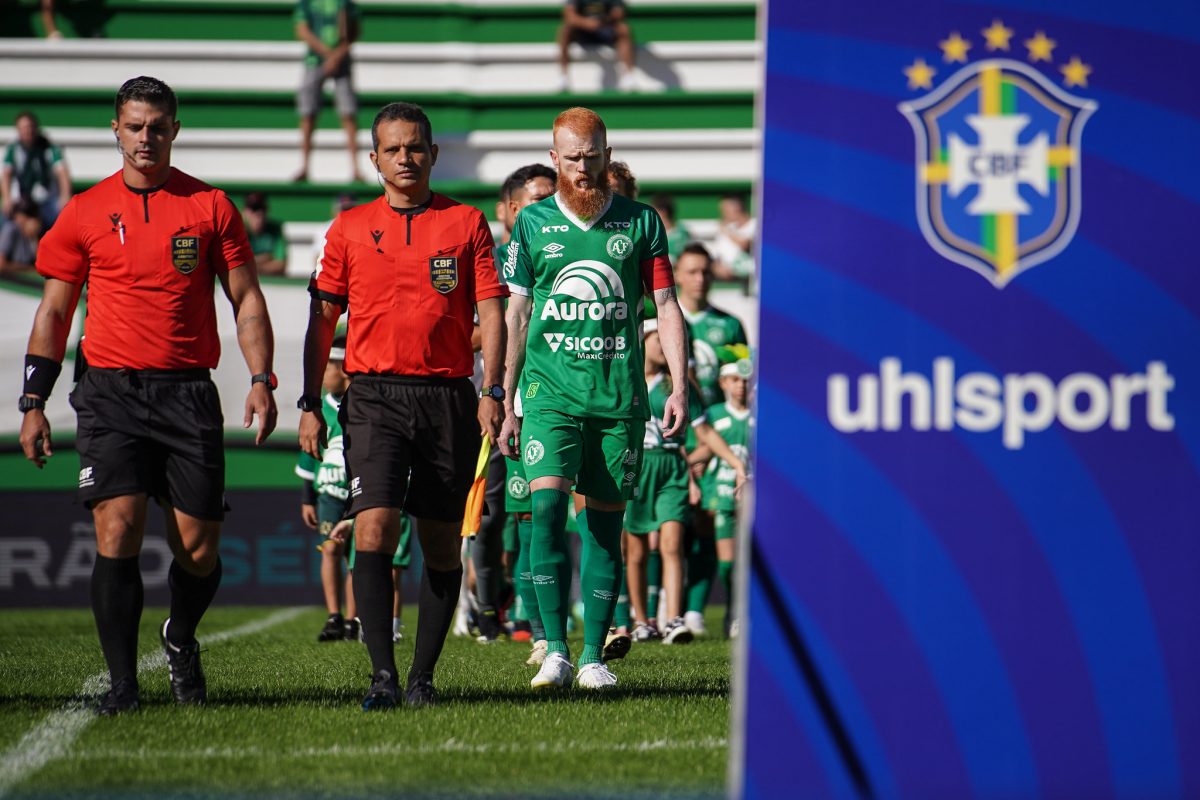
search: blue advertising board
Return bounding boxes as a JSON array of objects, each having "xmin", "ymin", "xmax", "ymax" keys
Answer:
[{"xmin": 740, "ymin": 2, "xmax": 1199, "ymax": 798}]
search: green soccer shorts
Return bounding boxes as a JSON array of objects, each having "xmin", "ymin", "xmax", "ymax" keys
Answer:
[
  {"xmin": 505, "ymin": 454, "xmax": 532, "ymax": 514},
  {"xmin": 520, "ymin": 408, "xmax": 644, "ymax": 504},
  {"xmin": 624, "ymin": 450, "xmax": 691, "ymax": 535},
  {"xmin": 715, "ymin": 509, "xmax": 738, "ymax": 541}
]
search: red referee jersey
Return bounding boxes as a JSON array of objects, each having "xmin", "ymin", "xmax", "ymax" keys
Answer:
[
  {"xmin": 36, "ymin": 169, "xmax": 254, "ymax": 370},
  {"xmin": 312, "ymin": 194, "xmax": 508, "ymax": 377}
]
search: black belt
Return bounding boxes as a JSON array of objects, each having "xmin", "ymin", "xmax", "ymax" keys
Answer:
[
  {"xmin": 94, "ymin": 367, "xmax": 210, "ymax": 381},
  {"xmin": 351, "ymin": 373, "xmax": 469, "ymax": 387}
]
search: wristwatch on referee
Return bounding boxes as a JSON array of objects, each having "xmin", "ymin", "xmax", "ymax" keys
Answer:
[
  {"xmin": 479, "ymin": 384, "xmax": 505, "ymax": 401},
  {"xmin": 297, "ymin": 394, "xmax": 321, "ymax": 413},
  {"xmin": 251, "ymin": 372, "xmax": 278, "ymax": 391},
  {"xmin": 17, "ymin": 395, "xmax": 45, "ymax": 413}
]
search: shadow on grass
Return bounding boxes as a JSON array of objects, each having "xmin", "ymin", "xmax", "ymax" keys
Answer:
[{"xmin": 0, "ymin": 682, "xmax": 726, "ymax": 712}]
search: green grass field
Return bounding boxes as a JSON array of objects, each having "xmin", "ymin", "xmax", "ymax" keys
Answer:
[{"xmin": 0, "ymin": 606, "xmax": 731, "ymax": 799}]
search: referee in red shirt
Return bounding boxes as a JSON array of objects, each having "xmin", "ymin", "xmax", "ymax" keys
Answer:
[
  {"xmin": 19, "ymin": 77, "xmax": 278, "ymax": 715},
  {"xmin": 300, "ymin": 102, "xmax": 507, "ymax": 710}
]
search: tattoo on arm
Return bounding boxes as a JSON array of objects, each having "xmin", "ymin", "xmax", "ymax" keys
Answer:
[
  {"xmin": 236, "ymin": 314, "xmax": 261, "ymax": 332},
  {"xmin": 655, "ymin": 286, "xmax": 677, "ymax": 303}
]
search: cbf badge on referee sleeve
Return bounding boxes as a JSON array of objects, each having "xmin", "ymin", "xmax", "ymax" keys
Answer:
[
  {"xmin": 429, "ymin": 256, "xmax": 459, "ymax": 293},
  {"xmin": 171, "ymin": 236, "xmax": 200, "ymax": 275}
]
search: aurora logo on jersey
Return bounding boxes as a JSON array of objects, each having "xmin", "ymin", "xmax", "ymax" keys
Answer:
[
  {"xmin": 171, "ymin": 236, "xmax": 199, "ymax": 275},
  {"xmin": 429, "ymin": 256, "xmax": 459, "ymax": 293},
  {"xmin": 899, "ymin": 29, "xmax": 1096, "ymax": 287},
  {"xmin": 540, "ymin": 260, "xmax": 629, "ymax": 321}
]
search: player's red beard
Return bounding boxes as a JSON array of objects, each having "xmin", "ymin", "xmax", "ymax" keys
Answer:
[{"xmin": 558, "ymin": 166, "xmax": 611, "ymax": 220}]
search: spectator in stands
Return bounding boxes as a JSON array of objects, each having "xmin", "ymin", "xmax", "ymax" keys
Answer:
[
  {"xmin": 711, "ymin": 193, "xmax": 756, "ymax": 282},
  {"xmin": 242, "ymin": 192, "xmax": 288, "ymax": 276},
  {"xmin": 608, "ymin": 160, "xmax": 637, "ymax": 200},
  {"xmin": 2, "ymin": 112, "xmax": 72, "ymax": 226},
  {"xmin": 651, "ymin": 193, "xmax": 690, "ymax": 266},
  {"xmin": 294, "ymin": 0, "xmax": 363, "ymax": 184},
  {"xmin": 41, "ymin": 0, "xmax": 62, "ymax": 39},
  {"xmin": 0, "ymin": 198, "xmax": 44, "ymax": 275},
  {"xmin": 557, "ymin": 0, "xmax": 638, "ymax": 93}
]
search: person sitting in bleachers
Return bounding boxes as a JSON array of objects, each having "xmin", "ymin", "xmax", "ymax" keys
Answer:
[
  {"xmin": 2, "ymin": 112, "xmax": 72, "ymax": 226},
  {"xmin": 242, "ymin": 192, "xmax": 288, "ymax": 276},
  {"xmin": 0, "ymin": 198, "xmax": 44, "ymax": 275},
  {"xmin": 557, "ymin": 0, "xmax": 639, "ymax": 93}
]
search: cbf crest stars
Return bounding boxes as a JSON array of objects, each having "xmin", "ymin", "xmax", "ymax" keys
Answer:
[{"xmin": 899, "ymin": 20, "xmax": 1097, "ymax": 288}]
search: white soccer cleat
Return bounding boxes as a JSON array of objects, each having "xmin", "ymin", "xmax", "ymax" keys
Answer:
[
  {"xmin": 577, "ymin": 662, "xmax": 618, "ymax": 690},
  {"xmin": 662, "ymin": 616, "xmax": 695, "ymax": 645},
  {"xmin": 530, "ymin": 651, "xmax": 573, "ymax": 690},
  {"xmin": 684, "ymin": 610, "xmax": 708, "ymax": 636},
  {"xmin": 617, "ymin": 69, "xmax": 638, "ymax": 93},
  {"xmin": 526, "ymin": 639, "xmax": 548, "ymax": 666},
  {"xmin": 632, "ymin": 623, "xmax": 656, "ymax": 642}
]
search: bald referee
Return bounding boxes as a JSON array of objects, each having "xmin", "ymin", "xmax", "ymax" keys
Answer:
[{"xmin": 19, "ymin": 77, "xmax": 277, "ymax": 715}]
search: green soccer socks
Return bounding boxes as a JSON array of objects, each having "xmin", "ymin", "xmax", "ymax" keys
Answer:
[
  {"xmin": 577, "ymin": 507, "xmax": 624, "ymax": 665},
  {"xmin": 530, "ymin": 489, "xmax": 572, "ymax": 655}
]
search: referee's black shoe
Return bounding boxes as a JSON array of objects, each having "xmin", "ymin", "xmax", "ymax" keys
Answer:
[
  {"xmin": 405, "ymin": 673, "xmax": 437, "ymax": 708},
  {"xmin": 160, "ymin": 618, "xmax": 207, "ymax": 705},
  {"xmin": 361, "ymin": 670, "xmax": 398, "ymax": 711},
  {"xmin": 95, "ymin": 677, "xmax": 140, "ymax": 716}
]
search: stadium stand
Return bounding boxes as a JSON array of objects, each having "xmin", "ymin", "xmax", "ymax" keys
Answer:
[{"xmin": 0, "ymin": 0, "xmax": 759, "ymax": 439}]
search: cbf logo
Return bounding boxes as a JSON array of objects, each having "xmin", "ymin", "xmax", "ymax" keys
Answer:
[{"xmin": 898, "ymin": 22, "xmax": 1097, "ymax": 287}]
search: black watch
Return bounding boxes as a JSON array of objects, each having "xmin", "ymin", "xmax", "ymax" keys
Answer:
[
  {"xmin": 252, "ymin": 372, "xmax": 278, "ymax": 391},
  {"xmin": 479, "ymin": 384, "xmax": 505, "ymax": 401},
  {"xmin": 297, "ymin": 394, "xmax": 321, "ymax": 412},
  {"xmin": 17, "ymin": 395, "xmax": 45, "ymax": 413}
]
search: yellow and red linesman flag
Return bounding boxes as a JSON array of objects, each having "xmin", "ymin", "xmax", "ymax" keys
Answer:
[{"xmin": 460, "ymin": 436, "xmax": 492, "ymax": 538}]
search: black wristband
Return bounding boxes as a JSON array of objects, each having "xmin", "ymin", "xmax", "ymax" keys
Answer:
[
  {"xmin": 301, "ymin": 480, "xmax": 317, "ymax": 506},
  {"xmin": 23, "ymin": 355, "xmax": 63, "ymax": 399}
]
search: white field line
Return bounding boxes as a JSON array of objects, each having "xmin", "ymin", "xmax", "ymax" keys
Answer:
[
  {"xmin": 0, "ymin": 607, "xmax": 307, "ymax": 799},
  {"xmin": 67, "ymin": 736, "xmax": 729, "ymax": 762}
]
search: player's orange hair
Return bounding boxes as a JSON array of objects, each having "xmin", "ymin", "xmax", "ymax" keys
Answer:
[{"xmin": 553, "ymin": 107, "xmax": 607, "ymax": 144}]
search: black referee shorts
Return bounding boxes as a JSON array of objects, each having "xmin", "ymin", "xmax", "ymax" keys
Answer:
[
  {"xmin": 69, "ymin": 367, "xmax": 226, "ymax": 520},
  {"xmin": 341, "ymin": 375, "xmax": 478, "ymax": 522}
]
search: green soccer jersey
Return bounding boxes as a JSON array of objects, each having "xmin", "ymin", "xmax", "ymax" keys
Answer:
[
  {"xmin": 504, "ymin": 193, "xmax": 669, "ymax": 420},
  {"xmin": 683, "ymin": 306, "xmax": 748, "ymax": 408},
  {"xmin": 294, "ymin": 392, "xmax": 348, "ymax": 502},
  {"xmin": 294, "ymin": 0, "xmax": 360, "ymax": 68},
  {"xmin": 643, "ymin": 373, "xmax": 706, "ymax": 452},
  {"xmin": 705, "ymin": 402, "xmax": 752, "ymax": 511}
]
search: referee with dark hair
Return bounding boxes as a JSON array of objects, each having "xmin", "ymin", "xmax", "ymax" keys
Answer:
[
  {"xmin": 19, "ymin": 76, "xmax": 277, "ymax": 715},
  {"xmin": 300, "ymin": 101, "xmax": 507, "ymax": 709}
]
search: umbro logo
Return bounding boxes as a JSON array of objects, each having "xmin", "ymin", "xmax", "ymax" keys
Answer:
[
  {"xmin": 543, "ymin": 332, "xmax": 565, "ymax": 352},
  {"xmin": 543, "ymin": 243, "xmax": 564, "ymax": 253}
]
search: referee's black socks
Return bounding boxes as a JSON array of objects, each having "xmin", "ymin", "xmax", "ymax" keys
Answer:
[
  {"xmin": 408, "ymin": 565, "xmax": 464, "ymax": 688},
  {"xmin": 166, "ymin": 557, "xmax": 222, "ymax": 647},
  {"xmin": 353, "ymin": 551, "xmax": 399, "ymax": 678},
  {"xmin": 91, "ymin": 554, "xmax": 143, "ymax": 687}
]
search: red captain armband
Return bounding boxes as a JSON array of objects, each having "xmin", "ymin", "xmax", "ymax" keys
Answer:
[{"xmin": 641, "ymin": 255, "xmax": 675, "ymax": 293}]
